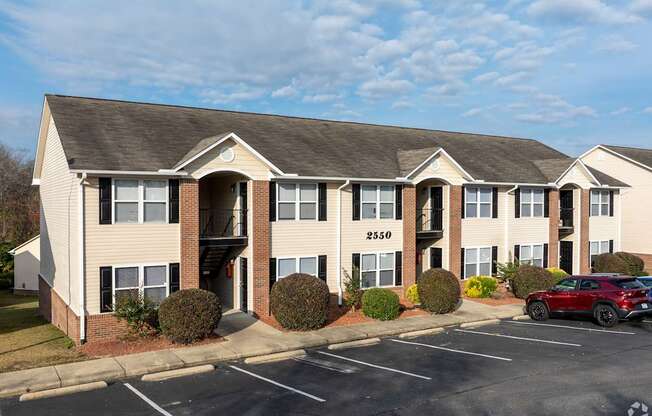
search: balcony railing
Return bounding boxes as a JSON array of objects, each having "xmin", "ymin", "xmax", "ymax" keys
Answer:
[
  {"xmin": 200, "ymin": 208, "xmax": 247, "ymax": 239},
  {"xmin": 560, "ymin": 207, "xmax": 574, "ymax": 228},
  {"xmin": 417, "ymin": 208, "xmax": 444, "ymax": 233}
]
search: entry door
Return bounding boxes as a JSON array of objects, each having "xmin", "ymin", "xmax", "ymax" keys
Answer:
[
  {"xmin": 430, "ymin": 247, "xmax": 443, "ymax": 269},
  {"xmin": 239, "ymin": 182, "xmax": 248, "ymax": 237},
  {"xmin": 240, "ymin": 257, "xmax": 248, "ymax": 312},
  {"xmin": 560, "ymin": 241, "xmax": 573, "ymax": 275},
  {"xmin": 430, "ymin": 186, "xmax": 443, "ymax": 231}
]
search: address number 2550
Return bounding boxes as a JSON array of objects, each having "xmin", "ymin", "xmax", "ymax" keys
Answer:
[{"xmin": 366, "ymin": 231, "xmax": 392, "ymax": 240}]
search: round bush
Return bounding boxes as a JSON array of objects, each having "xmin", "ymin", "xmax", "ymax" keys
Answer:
[
  {"xmin": 511, "ymin": 265, "xmax": 556, "ymax": 299},
  {"xmin": 405, "ymin": 283, "xmax": 420, "ymax": 304},
  {"xmin": 546, "ymin": 267, "xmax": 568, "ymax": 283},
  {"xmin": 361, "ymin": 288, "xmax": 400, "ymax": 320},
  {"xmin": 418, "ymin": 268, "xmax": 461, "ymax": 314},
  {"xmin": 615, "ymin": 252, "xmax": 645, "ymax": 276},
  {"xmin": 593, "ymin": 253, "xmax": 629, "ymax": 275},
  {"xmin": 158, "ymin": 289, "xmax": 222, "ymax": 344},
  {"xmin": 463, "ymin": 276, "xmax": 498, "ymax": 298},
  {"xmin": 270, "ymin": 273, "xmax": 330, "ymax": 330}
]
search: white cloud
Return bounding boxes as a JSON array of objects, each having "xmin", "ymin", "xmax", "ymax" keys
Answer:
[
  {"xmin": 594, "ymin": 35, "xmax": 638, "ymax": 53},
  {"xmin": 391, "ymin": 100, "xmax": 413, "ymax": 109},
  {"xmin": 357, "ymin": 78, "xmax": 413, "ymax": 100},
  {"xmin": 494, "ymin": 71, "xmax": 529, "ymax": 87},
  {"xmin": 462, "ymin": 107, "xmax": 485, "ymax": 117},
  {"xmin": 515, "ymin": 93, "xmax": 597, "ymax": 124},
  {"xmin": 630, "ymin": 0, "xmax": 652, "ymax": 16},
  {"xmin": 302, "ymin": 93, "xmax": 342, "ymax": 103},
  {"xmin": 527, "ymin": 0, "xmax": 642, "ymax": 24},
  {"xmin": 201, "ymin": 88, "xmax": 266, "ymax": 104},
  {"xmin": 643, "ymin": 107, "xmax": 652, "ymax": 114},
  {"xmin": 0, "ymin": 106, "xmax": 39, "ymax": 150},
  {"xmin": 473, "ymin": 72, "xmax": 500, "ymax": 83},
  {"xmin": 271, "ymin": 84, "xmax": 298, "ymax": 98},
  {"xmin": 610, "ymin": 107, "xmax": 630, "ymax": 115},
  {"xmin": 427, "ymin": 80, "xmax": 467, "ymax": 96}
]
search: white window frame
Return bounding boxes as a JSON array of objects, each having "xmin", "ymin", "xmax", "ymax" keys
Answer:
[
  {"xmin": 361, "ymin": 184, "xmax": 395, "ymax": 220},
  {"xmin": 276, "ymin": 182, "xmax": 318, "ymax": 221},
  {"xmin": 464, "ymin": 187, "xmax": 492, "ymax": 219},
  {"xmin": 112, "ymin": 179, "xmax": 169, "ymax": 224},
  {"xmin": 463, "ymin": 246, "xmax": 493, "ymax": 279},
  {"xmin": 520, "ymin": 188, "xmax": 545, "ymax": 218},
  {"xmin": 519, "ymin": 243, "xmax": 545, "ymax": 267},
  {"xmin": 276, "ymin": 256, "xmax": 319, "ymax": 280},
  {"xmin": 360, "ymin": 252, "xmax": 395, "ymax": 288},
  {"xmin": 590, "ymin": 240, "xmax": 611, "ymax": 265},
  {"xmin": 112, "ymin": 263, "xmax": 170, "ymax": 306},
  {"xmin": 590, "ymin": 190, "xmax": 611, "ymax": 217}
]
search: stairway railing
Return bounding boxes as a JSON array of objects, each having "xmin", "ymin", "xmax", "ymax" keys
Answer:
[{"xmin": 199, "ymin": 208, "xmax": 248, "ymax": 238}]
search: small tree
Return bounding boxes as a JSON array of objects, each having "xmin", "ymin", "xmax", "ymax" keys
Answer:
[
  {"xmin": 113, "ymin": 293, "xmax": 159, "ymax": 337},
  {"xmin": 343, "ymin": 266, "xmax": 363, "ymax": 311},
  {"xmin": 497, "ymin": 259, "xmax": 521, "ymax": 284}
]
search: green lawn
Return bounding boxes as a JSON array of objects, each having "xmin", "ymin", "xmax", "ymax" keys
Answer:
[{"xmin": 0, "ymin": 290, "xmax": 85, "ymax": 372}]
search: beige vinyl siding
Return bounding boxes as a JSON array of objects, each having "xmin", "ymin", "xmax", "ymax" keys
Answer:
[
  {"xmin": 557, "ymin": 164, "xmax": 596, "ymax": 189},
  {"xmin": 411, "ymin": 154, "xmax": 467, "ymax": 185},
  {"xmin": 508, "ymin": 190, "xmax": 549, "ymax": 250},
  {"xmin": 589, "ymin": 190, "xmax": 619, "ymax": 246},
  {"xmin": 185, "ymin": 139, "xmax": 270, "ymax": 180},
  {"xmin": 84, "ymin": 177, "xmax": 180, "ymax": 314},
  {"xmin": 39, "ymin": 116, "xmax": 79, "ymax": 308},
  {"xmin": 461, "ymin": 187, "xmax": 506, "ymax": 263}
]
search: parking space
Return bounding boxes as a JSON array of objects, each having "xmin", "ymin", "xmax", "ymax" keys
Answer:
[{"xmin": 3, "ymin": 317, "xmax": 652, "ymax": 415}]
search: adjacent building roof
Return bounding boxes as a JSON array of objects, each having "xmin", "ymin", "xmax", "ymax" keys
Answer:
[
  {"xmin": 602, "ymin": 145, "xmax": 652, "ymax": 170},
  {"xmin": 531, "ymin": 158, "xmax": 627, "ymax": 187}
]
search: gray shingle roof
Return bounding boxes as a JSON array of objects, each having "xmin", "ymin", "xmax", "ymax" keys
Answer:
[
  {"xmin": 603, "ymin": 145, "xmax": 652, "ymax": 170},
  {"xmin": 46, "ymin": 94, "xmax": 572, "ymax": 182},
  {"xmin": 532, "ymin": 158, "xmax": 628, "ymax": 187},
  {"xmin": 585, "ymin": 165, "xmax": 629, "ymax": 187}
]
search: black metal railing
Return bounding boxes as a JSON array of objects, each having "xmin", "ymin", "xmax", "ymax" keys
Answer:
[
  {"xmin": 200, "ymin": 208, "xmax": 248, "ymax": 238},
  {"xmin": 417, "ymin": 208, "xmax": 444, "ymax": 232},
  {"xmin": 560, "ymin": 207, "xmax": 574, "ymax": 228}
]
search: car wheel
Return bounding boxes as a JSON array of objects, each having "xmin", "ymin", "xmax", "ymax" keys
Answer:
[
  {"xmin": 527, "ymin": 301, "xmax": 549, "ymax": 321},
  {"xmin": 594, "ymin": 304, "xmax": 619, "ymax": 327}
]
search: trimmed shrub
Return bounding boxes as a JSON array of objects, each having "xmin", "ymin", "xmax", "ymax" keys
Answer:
[
  {"xmin": 159, "ymin": 289, "xmax": 222, "ymax": 344},
  {"xmin": 405, "ymin": 283, "xmax": 420, "ymax": 304},
  {"xmin": 615, "ymin": 252, "xmax": 646, "ymax": 276},
  {"xmin": 546, "ymin": 267, "xmax": 569, "ymax": 283},
  {"xmin": 361, "ymin": 288, "xmax": 400, "ymax": 321},
  {"xmin": 114, "ymin": 292, "xmax": 159, "ymax": 337},
  {"xmin": 418, "ymin": 268, "xmax": 461, "ymax": 314},
  {"xmin": 270, "ymin": 273, "xmax": 330, "ymax": 330},
  {"xmin": 511, "ymin": 265, "xmax": 556, "ymax": 299},
  {"xmin": 464, "ymin": 276, "xmax": 498, "ymax": 298},
  {"xmin": 593, "ymin": 253, "xmax": 629, "ymax": 275}
]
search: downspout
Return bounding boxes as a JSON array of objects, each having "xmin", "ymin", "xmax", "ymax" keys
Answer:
[
  {"xmin": 336, "ymin": 180, "xmax": 350, "ymax": 305},
  {"xmin": 504, "ymin": 185, "xmax": 519, "ymax": 262},
  {"xmin": 78, "ymin": 173, "xmax": 87, "ymax": 343}
]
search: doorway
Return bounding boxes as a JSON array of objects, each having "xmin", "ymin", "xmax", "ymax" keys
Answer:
[{"xmin": 560, "ymin": 241, "xmax": 573, "ymax": 275}]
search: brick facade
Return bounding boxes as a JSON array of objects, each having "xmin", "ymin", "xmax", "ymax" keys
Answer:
[
  {"xmin": 251, "ymin": 180, "xmax": 271, "ymax": 317},
  {"xmin": 449, "ymin": 185, "xmax": 463, "ymax": 278},
  {"xmin": 86, "ymin": 314, "xmax": 129, "ymax": 343},
  {"xmin": 580, "ymin": 189, "xmax": 591, "ymax": 274},
  {"xmin": 180, "ymin": 178, "xmax": 200, "ymax": 289},
  {"xmin": 402, "ymin": 185, "xmax": 417, "ymax": 288},
  {"xmin": 38, "ymin": 275, "xmax": 81, "ymax": 345},
  {"xmin": 548, "ymin": 190, "xmax": 560, "ymax": 268}
]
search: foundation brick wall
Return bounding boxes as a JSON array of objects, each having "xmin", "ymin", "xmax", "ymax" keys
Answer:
[
  {"xmin": 548, "ymin": 190, "xmax": 560, "ymax": 268},
  {"xmin": 180, "ymin": 178, "xmax": 200, "ymax": 289},
  {"xmin": 38, "ymin": 275, "xmax": 81, "ymax": 344},
  {"xmin": 580, "ymin": 189, "xmax": 591, "ymax": 274},
  {"xmin": 402, "ymin": 185, "xmax": 417, "ymax": 288},
  {"xmin": 251, "ymin": 180, "xmax": 271, "ymax": 317},
  {"xmin": 449, "ymin": 185, "xmax": 463, "ymax": 278},
  {"xmin": 86, "ymin": 314, "xmax": 129, "ymax": 343}
]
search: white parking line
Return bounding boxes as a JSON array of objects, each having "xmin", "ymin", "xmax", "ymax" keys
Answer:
[
  {"xmin": 454, "ymin": 329, "xmax": 582, "ymax": 347},
  {"xmin": 505, "ymin": 320, "xmax": 637, "ymax": 335},
  {"xmin": 390, "ymin": 339, "xmax": 512, "ymax": 361},
  {"xmin": 124, "ymin": 383, "xmax": 173, "ymax": 416},
  {"xmin": 316, "ymin": 351, "xmax": 432, "ymax": 380},
  {"xmin": 229, "ymin": 365, "xmax": 326, "ymax": 403}
]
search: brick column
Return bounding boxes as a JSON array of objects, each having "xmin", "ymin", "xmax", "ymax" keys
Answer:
[
  {"xmin": 402, "ymin": 185, "xmax": 417, "ymax": 287},
  {"xmin": 180, "ymin": 179, "xmax": 199, "ymax": 289},
  {"xmin": 449, "ymin": 185, "xmax": 462, "ymax": 278},
  {"xmin": 548, "ymin": 189, "xmax": 560, "ymax": 268},
  {"xmin": 580, "ymin": 189, "xmax": 591, "ymax": 274},
  {"xmin": 252, "ymin": 180, "xmax": 271, "ymax": 317}
]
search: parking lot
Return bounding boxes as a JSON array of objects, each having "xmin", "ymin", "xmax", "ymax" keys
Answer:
[{"xmin": 2, "ymin": 317, "xmax": 652, "ymax": 415}]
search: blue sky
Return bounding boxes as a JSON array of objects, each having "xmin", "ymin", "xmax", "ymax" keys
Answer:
[{"xmin": 0, "ymin": 0, "xmax": 651, "ymax": 157}]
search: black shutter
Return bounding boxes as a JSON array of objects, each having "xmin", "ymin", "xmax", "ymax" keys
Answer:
[
  {"xmin": 352, "ymin": 253, "xmax": 360, "ymax": 282},
  {"xmin": 318, "ymin": 183, "xmax": 327, "ymax": 221},
  {"xmin": 269, "ymin": 182, "xmax": 276, "ymax": 222},
  {"xmin": 514, "ymin": 189, "xmax": 521, "ymax": 218},
  {"xmin": 430, "ymin": 247, "xmax": 443, "ymax": 269},
  {"xmin": 395, "ymin": 185, "xmax": 403, "ymax": 220},
  {"xmin": 543, "ymin": 244, "xmax": 549, "ymax": 268},
  {"xmin": 395, "ymin": 251, "xmax": 402, "ymax": 286},
  {"xmin": 461, "ymin": 186, "xmax": 466, "ymax": 219},
  {"xmin": 99, "ymin": 177, "xmax": 112, "ymax": 224},
  {"xmin": 352, "ymin": 184, "xmax": 361, "ymax": 221},
  {"xmin": 492, "ymin": 246, "xmax": 498, "ymax": 276},
  {"xmin": 609, "ymin": 191, "xmax": 614, "ymax": 217},
  {"xmin": 609, "ymin": 240, "xmax": 614, "ymax": 253},
  {"xmin": 269, "ymin": 258, "xmax": 276, "ymax": 293},
  {"xmin": 492, "ymin": 187, "xmax": 498, "ymax": 218},
  {"xmin": 544, "ymin": 189, "xmax": 550, "ymax": 218},
  {"xmin": 318, "ymin": 255, "xmax": 327, "ymax": 282},
  {"xmin": 100, "ymin": 266, "xmax": 113, "ymax": 312},
  {"xmin": 461, "ymin": 248, "xmax": 465, "ymax": 278},
  {"xmin": 168, "ymin": 179, "xmax": 179, "ymax": 224},
  {"xmin": 169, "ymin": 263, "xmax": 180, "ymax": 293},
  {"xmin": 514, "ymin": 245, "xmax": 520, "ymax": 262}
]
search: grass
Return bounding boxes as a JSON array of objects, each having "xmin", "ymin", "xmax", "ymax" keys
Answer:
[{"xmin": 0, "ymin": 290, "xmax": 85, "ymax": 372}]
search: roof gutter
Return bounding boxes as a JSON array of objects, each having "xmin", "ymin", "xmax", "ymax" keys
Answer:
[
  {"xmin": 78, "ymin": 172, "xmax": 87, "ymax": 343},
  {"xmin": 274, "ymin": 175, "xmax": 410, "ymax": 183},
  {"xmin": 69, "ymin": 169, "xmax": 188, "ymax": 177}
]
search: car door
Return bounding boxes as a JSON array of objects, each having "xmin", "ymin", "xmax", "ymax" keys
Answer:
[
  {"xmin": 546, "ymin": 278, "xmax": 579, "ymax": 312},
  {"xmin": 576, "ymin": 279, "xmax": 601, "ymax": 312}
]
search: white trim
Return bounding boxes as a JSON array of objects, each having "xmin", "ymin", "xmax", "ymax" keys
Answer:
[
  {"xmin": 589, "ymin": 189, "xmax": 611, "ymax": 217},
  {"xmin": 78, "ymin": 173, "xmax": 86, "ymax": 342},
  {"xmin": 70, "ymin": 169, "xmax": 187, "ymax": 177},
  {"xmin": 463, "ymin": 246, "xmax": 493, "ymax": 279},
  {"xmin": 519, "ymin": 187, "xmax": 545, "ymax": 218},
  {"xmin": 359, "ymin": 184, "xmax": 396, "ymax": 220},
  {"xmin": 32, "ymin": 97, "xmax": 50, "ymax": 182},
  {"xmin": 402, "ymin": 148, "xmax": 475, "ymax": 181},
  {"xmin": 112, "ymin": 263, "xmax": 170, "ymax": 306},
  {"xmin": 275, "ymin": 182, "xmax": 318, "ymax": 221},
  {"xmin": 359, "ymin": 251, "xmax": 396, "ymax": 288},
  {"xmin": 517, "ymin": 243, "xmax": 546, "ymax": 268},
  {"xmin": 194, "ymin": 167, "xmax": 254, "ymax": 180},
  {"xmin": 275, "ymin": 174, "xmax": 409, "ymax": 183},
  {"xmin": 112, "ymin": 178, "xmax": 168, "ymax": 224},
  {"xmin": 463, "ymin": 186, "xmax": 493, "ymax": 219},
  {"xmin": 31, "ymin": 178, "xmax": 40, "ymax": 186},
  {"xmin": 555, "ymin": 159, "xmax": 601, "ymax": 187},
  {"xmin": 580, "ymin": 145, "xmax": 652, "ymax": 173},
  {"xmin": 8, "ymin": 235, "xmax": 40, "ymax": 255},
  {"xmin": 275, "ymin": 256, "xmax": 319, "ymax": 280}
]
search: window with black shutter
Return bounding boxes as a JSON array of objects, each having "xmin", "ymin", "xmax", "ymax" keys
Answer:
[
  {"xmin": 492, "ymin": 188, "xmax": 498, "ymax": 218},
  {"xmin": 543, "ymin": 244, "xmax": 549, "ymax": 268},
  {"xmin": 492, "ymin": 246, "xmax": 498, "ymax": 276},
  {"xmin": 514, "ymin": 189, "xmax": 521, "ymax": 218},
  {"xmin": 395, "ymin": 185, "xmax": 403, "ymax": 220},
  {"xmin": 269, "ymin": 182, "xmax": 276, "ymax": 222},
  {"xmin": 609, "ymin": 191, "xmax": 614, "ymax": 217},
  {"xmin": 352, "ymin": 253, "xmax": 360, "ymax": 282},
  {"xmin": 609, "ymin": 240, "xmax": 614, "ymax": 253},
  {"xmin": 513, "ymin": 245, "xmax": 520, "ymax": 262},
  {"xmin": 169, "ymin": 263, "xmax": 180, "ymax": 293},
  {"xmin": 318, "ymin": 183, "xmax": 327, "ymax": 221},
  {"xmin": 352, "ymin": 184, "xmax": 361, "ymax": 221},
  {"xmin": 99, "ymin": 178, "xmax": 112, "ymax": 224},
  {"xmin": 100, "ymin": 266, "xmax": 113, "ymax": 312},
  {"xmin": 460, "ymin": 248, "xmax": 465, "ymax": 277},
  {"xmin": 168, "ymin": 179, "xmax": 179, "ymax": 224},
  {"xmin": 544, "ymin": 189, "xmax": 550, "ymax": 218},
  {"xmin": 395, "ymin": 251, "xmax": 402, "ymax": 286},
  {"xmin": 461, "ymin": 186, "xmax": 466, "ymax": 219},
  {"xmin": 269, "ymin": 258, "xmax": 276, "ymax": 292},
  {"xmin": 318, "ymin": 255, "xmax": 327, "ymax": 282}
]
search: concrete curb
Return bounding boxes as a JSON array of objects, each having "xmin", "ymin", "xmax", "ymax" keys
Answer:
[
  {"xmin": 459, "ymin": 319, "xmax": 500, "ymax": 328},
  {"xmin": 141, "ymin": 365, "xmax": 214, "ymax": 382},
  {"xmin": 244, "ymin": 349, "xmax": 306, "ymax": 365},
  {"xmin": 328, "ymin": 338, "xmax": 381, "ymax": 350},
  {"xmin": 398, "ymin": 328, "xmax": 444, "ymax": 339},
  {"xmin": 512, "ymin": 315, "xmax": 531, "ymax": 321},
  {"xmin": 19, "ymin": 381, "xmax": 107, "ymax": 402}
]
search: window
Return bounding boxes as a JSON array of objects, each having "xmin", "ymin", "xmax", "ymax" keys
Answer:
[
  {"xmin": 519, "ymin": 244, "xmax": 544, "ymax": 267},
  {"xmin": 114, "ymin": 179, "xmax": 168, "ymax": 224},
  {"xmin": 464, "ymin": 247, "xmax": 492, "ymax": 278},
  {"xmin": 361, "ymin": 252, "xmax": 395, "ymax": 288},
  {"xmin": 277, "ymin": 183, "xmax": 317, "ymax": 220},
  {"xmin": 465, "ymin": 187, "xmax": 492, "ymax": 218},
  {"xmin": 590, "ymin": 240, "xmax": 611, "ymax": 267},
  {"xmin": 611, "ymin": 279, "xmax": 646, "ymax": 289},
  {"xmin": 521, "ymin": 188, "xmax": 544, "ymax": 217},
  {"xmin": 277, "ymin": 257, "xmax": 318, "ymax": 279},
  {"xmin": 591, "ymin": 190, "xmax": 610, "ymax": 216},
  {"xmin": 361, "ymin": 185, "xmax": 395, "ymax": 219},
  {"xmin": 553, "ymin": 279, "xmax": 577, "ymax": 291},
  {"xmin": 114, "ymin": 264, "xmax": 169, "ymax": 305},
  {"xmin": 580, "ymin": 280, "xmax": 600, "ymax": 291}
]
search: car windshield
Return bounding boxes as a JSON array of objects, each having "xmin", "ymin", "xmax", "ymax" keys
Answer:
[
  {"xmin": 611, "ymin": 279, "xmax": 646, "ymax": 289},
  {"xmin": 552, "ymin": 279, "xmax": 577, "ymax": 291}
]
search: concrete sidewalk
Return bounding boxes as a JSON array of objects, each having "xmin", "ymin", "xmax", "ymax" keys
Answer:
[{"xmin": 0, "ymin": 300, "xmax": 523, "ymax": 398}]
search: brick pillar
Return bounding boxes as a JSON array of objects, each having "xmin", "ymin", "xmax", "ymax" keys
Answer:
[
  {"xmin": 548, "ymin": 189, "xmax": 560, "ymax": 268},
  {"xmin": 580, "ymin": 189, "xmax": 591, "ymax": 274},
  {"xmin": 252, "ymin": 180, "xmax": 271, "ymax": 317},
  {"xmin": 402, "ymin": 185, "xmax": 417, "ymax": 287},
  {"xmin": 180, "ymin": 179, "xmax": 199, "ymax": 289},
  {"xmin": 449, "ymin": 185, "xmax": 462, "ymax": 278}
]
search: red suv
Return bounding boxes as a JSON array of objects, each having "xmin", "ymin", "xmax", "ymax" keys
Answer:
[{"xmin": 525, "ymin": 275, "xmax": 651, "ymax": 327}]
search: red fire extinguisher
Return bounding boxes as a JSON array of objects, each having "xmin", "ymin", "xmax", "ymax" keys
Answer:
[{"xmin": 226, "ymin": 259, "xmax": 235, "ymax": 279}]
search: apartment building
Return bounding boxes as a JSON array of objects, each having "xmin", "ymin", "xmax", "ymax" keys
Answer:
[{"xmin": 33, "ymin": 95, "xmax": 627, "ymax": 343}]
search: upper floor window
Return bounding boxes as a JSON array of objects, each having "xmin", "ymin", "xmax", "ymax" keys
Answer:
[
  {"xmin": 361, "ymin": 185, "xmax": 394, "ymax": 219},
  {"xmin": 277, "ymin": 183, "xmax": 317, "ymax": 220},
  {"xmin": 519, "ymin": 244, "xmax": 544, "ymax": 267},
  {"xmin": 465, "ymin": 187, "xmax": 492, "ymax": 218},
  {"xmin": 114, "ymin": 179, "xmax": 167, "ymax": 224},
  {"xmin": 591, "ymin": 190, "xmax": 610, "ymax": 216},
  {"xmin": 520, "ymin": 188, "xmax": 544, "ymax": 217}
]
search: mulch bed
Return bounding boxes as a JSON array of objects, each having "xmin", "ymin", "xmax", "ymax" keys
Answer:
[
  {"xmin": 463, "ymin": 283, "xmax": 524, "ymax": 306},
  {"xmin": 79, "ymin": 333, "xmax": 224, "ymax": 358}
]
